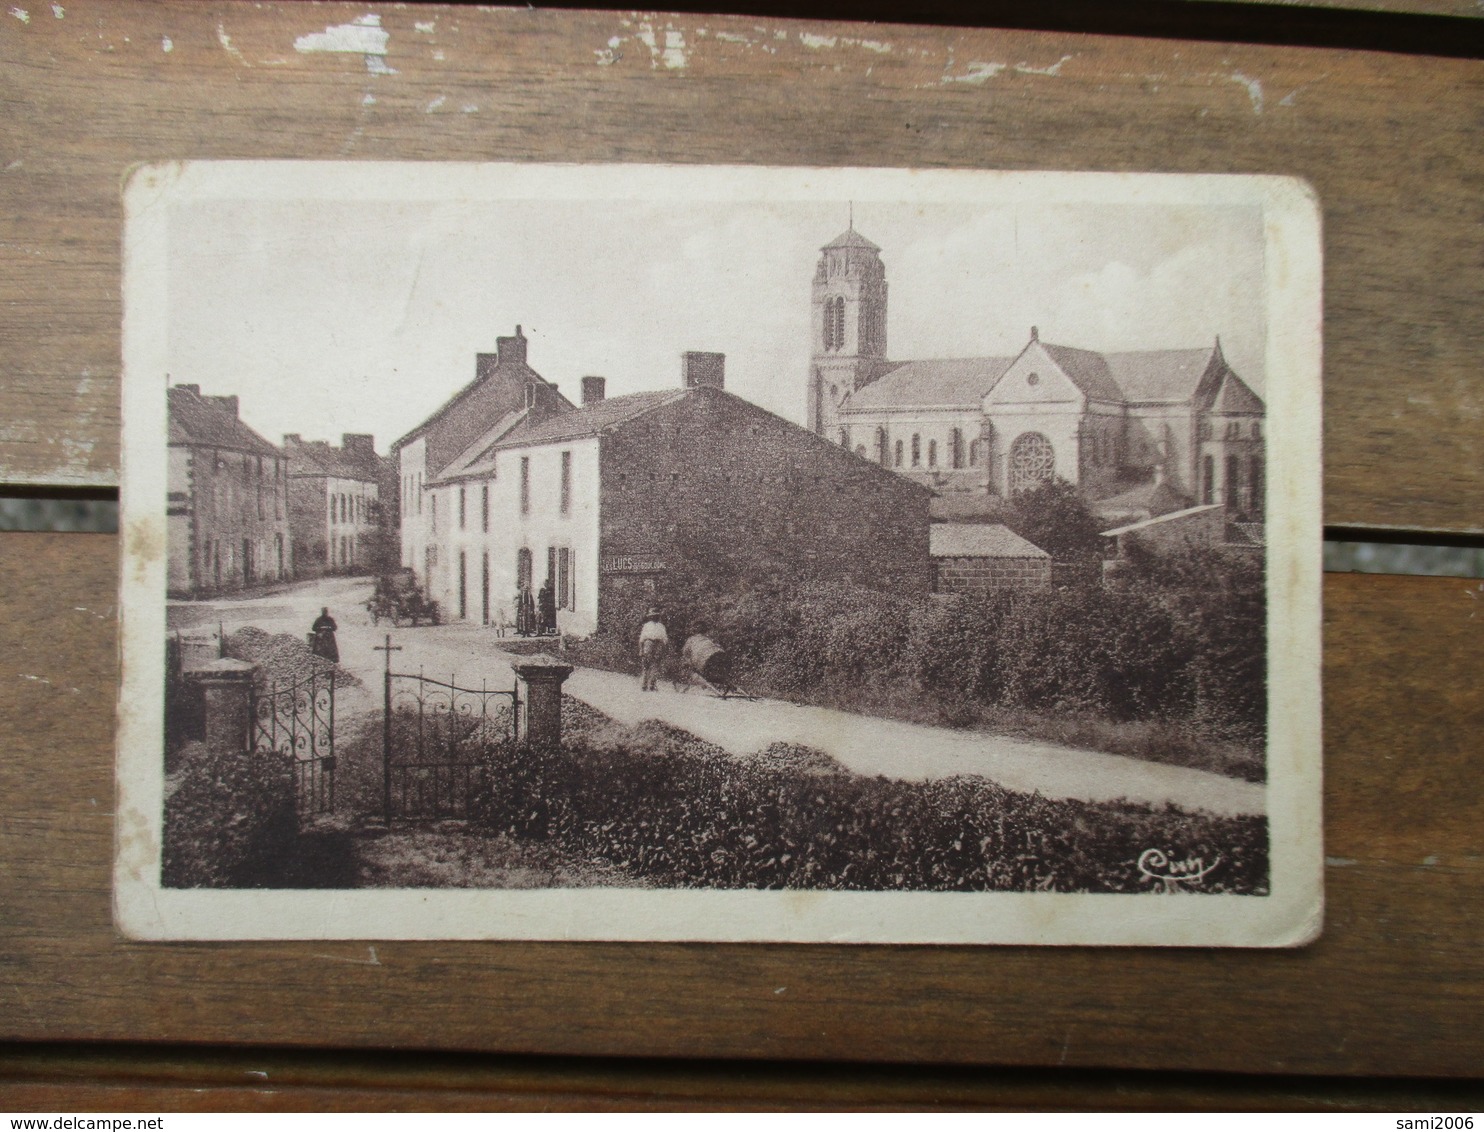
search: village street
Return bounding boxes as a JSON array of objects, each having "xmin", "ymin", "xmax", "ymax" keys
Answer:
[{"xmin": 170, "ymin": 575, "xmax": 1267, "ymax": 818}]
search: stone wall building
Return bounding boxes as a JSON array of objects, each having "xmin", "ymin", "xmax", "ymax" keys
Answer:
[
  {"xmin": 929, "ymin": 523, "xmax": 1051, "ymax": 595},
  {"xmin": 282, "ymin": 433, "xmax": 385, "ymax": 577},
  {"xmin": 395, "ymin": 333, "xmax": 932, "ymax": 635},
  {"xmin": 167, "ymin": 384, "xmax": 292, "ymax": 597}
]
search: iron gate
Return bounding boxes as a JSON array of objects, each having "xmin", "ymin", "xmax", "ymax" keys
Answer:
[
  {"xmin": 377, "ymin": 635, "xmax": 520, "ymax": 821},
  {"xmin": 250, "ymin": 671, "xmax": 337, "ymax": 817}
]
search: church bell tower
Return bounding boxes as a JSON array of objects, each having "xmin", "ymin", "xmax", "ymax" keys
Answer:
[{"xmin": 809, "ymin": 222, "xmax": 888, "ymax": 441}]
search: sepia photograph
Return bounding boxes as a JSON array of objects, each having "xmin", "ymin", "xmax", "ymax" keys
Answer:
[{"xmin": 115, "ymin": 162, "xmax": 1322, "ymax": 944}]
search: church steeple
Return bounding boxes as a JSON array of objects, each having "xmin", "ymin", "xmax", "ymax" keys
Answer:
[{"xmin": 809, "ymin": 220, "xmax": 888, "ymax": 438}]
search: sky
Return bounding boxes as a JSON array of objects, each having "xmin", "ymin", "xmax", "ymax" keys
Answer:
[{"xmin": 165, "ymin": 193, "xmax": 1266, "ymax": 453}]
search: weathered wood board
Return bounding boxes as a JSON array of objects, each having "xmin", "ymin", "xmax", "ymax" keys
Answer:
[
  {"xmin": 1, "ymin": 529, "xmax": 1479, "ymax": 1079},
  {"xmin": 1, "ymin": 2, "xmax": 1481, "ymax": 533}
]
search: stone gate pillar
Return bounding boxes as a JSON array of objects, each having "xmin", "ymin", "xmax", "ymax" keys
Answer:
[
  {"xmin": 193, "ymin": 657, "xmax": 257, "ymax": 755},
  {"xmin": 511, "ymin": 655, "xmax": 574, "ymax": 748}
]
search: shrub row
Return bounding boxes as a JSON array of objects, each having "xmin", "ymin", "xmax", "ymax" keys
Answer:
[
  {"xmin": 575, "ymin": 544, "xmax": 1266, "ymax": 748},
  {"xmin": 469, "ymin": 724, "xmax": 1268, "ymax": 894}
]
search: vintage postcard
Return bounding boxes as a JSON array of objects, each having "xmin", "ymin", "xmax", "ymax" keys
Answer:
[{"xmin": 115, "ymin": 162, "xmax": 1322, "ymax": 944}]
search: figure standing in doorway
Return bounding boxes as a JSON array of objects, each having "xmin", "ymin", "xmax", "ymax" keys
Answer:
[
  {"xmin": 515, "ymin": 583, "xmax": 536, "ymax": 637},
  {"xmin": 538, "ymin": 575, "xmax": 557, "ymax": 636}
]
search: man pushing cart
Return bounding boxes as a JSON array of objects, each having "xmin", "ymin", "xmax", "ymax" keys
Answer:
[{"xmin": 676, "ymin": 622, "xmax": 754, "ymax": 700}]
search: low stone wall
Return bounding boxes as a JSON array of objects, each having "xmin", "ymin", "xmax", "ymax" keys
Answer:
[{"xmin": 933, "ymin": 555, "xmax": 1051, "ymax": 595}]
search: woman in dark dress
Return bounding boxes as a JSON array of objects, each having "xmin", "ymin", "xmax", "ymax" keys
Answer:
[
  {"xmin": 309, "ymin": 607, "xmax": 339, "ymax": 662},
  {"xmin": 537, "ymin": 577, "xmax": 558, "ymax": 635}
]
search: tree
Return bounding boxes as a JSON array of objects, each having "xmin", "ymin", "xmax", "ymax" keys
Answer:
[{"xmin": 1006, "ymin": 477, "xmax": 1105, "ymax": 564}]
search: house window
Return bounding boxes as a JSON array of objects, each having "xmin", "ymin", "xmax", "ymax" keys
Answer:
[
  {"xmin": 560, "ymin": 450, "xmax": 572, "ymax": 515},
  {"xmin": 557, "ymin": 546, "xmax": 571, "ymax": 610},
  {"xmin": 516, "ymin": 547, "xmax": 532, "ymax": 590},
  {"xmin": 950, "ymin": 428, "xmax": 963, "ymax": 469},
  {"xmin": 547, "ymin": 545, "xmax": 557, "ymax": 593},
  {"xmin": 1202, "ymin": 455, "xmax": 1215, "ymax": 505},
  {"xmin": 520, "ymin": 457, "xmax": 530, "ymax": 514},
  {"xmin": 876, "ymin": 428, "xmax": 889, "ymax": 466},
  {"xmin": 1008, "ymin": 432, "xmax": 1055, "ymax": 495},
  {"xmin": 430, "ymin": 492, "xmax": 437, "ymax": 533},
  {"xmin": 927, "ymin": 439, "xmax": 937, "ymax": 468},
  {"xmin": 459, "ymin": 486, "xmax": 466, "ymax": 531},
  {"xmin": 1226, "ymin": 454, "xmax": 1241, "ymax": 511},
  {"xmin": 481, "ymin": 485, "xmax": 489, "ymax": 533},
  {"xmin": 911, "ymin": 434, "xmax": 921, "ymax": 466},
  {"xmin": 894, "ymin": 439, "xmax": 903, "ymax": 467}
]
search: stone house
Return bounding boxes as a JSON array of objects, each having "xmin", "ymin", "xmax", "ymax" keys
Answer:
[
  {"xmin": 395, "ymin": 332, "xmax": 932, "ymax": 635},
  {"xmin": 167, "ymin": 384, "xmax": 293, "ymax": 597},
  {"xmin": 282, "ymin": 433, "xmax": 386, "ymax": 577}
]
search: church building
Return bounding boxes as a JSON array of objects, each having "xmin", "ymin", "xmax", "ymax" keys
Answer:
[{"xmin": 807, "ymin": 226, "xmax": 1267, "ymax": 523}]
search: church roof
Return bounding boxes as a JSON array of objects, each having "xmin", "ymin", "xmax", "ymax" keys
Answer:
[
  {"xmin": 1102, "ymin": 346, "xmax": 1222, "ymax": 404},
  {"xmin": 843, "ymin": 357, "xmax": 1017, "ymax": 412},
  {"xmin": 822, "ymin": 227, "xmax": 881, "ymax": 252},
  {"xmin": 1036, "ymin": 342, "xmax": 1127, "ymax": 403},
  {"xmin": 168, "ymin": 385, "xmax": 280, "ymax": 458},
  {"xmin": 930, "ymin": 523, "xmax": 1049, "ymax": 559},
  {"xmin": 492, "ymin": 390, "xmax": 687, "ymax": 450}
]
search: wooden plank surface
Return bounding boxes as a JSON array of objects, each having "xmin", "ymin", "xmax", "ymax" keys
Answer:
[
  {"xmin": 0, "ymin": 2, "xmax": 1481, "ymax": 532},
  {"xmin": 1, "ymin": 529, "xmax": 1479, "ymax": 1079}
]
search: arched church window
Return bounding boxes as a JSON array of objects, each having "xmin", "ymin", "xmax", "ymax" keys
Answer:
[
  {"xmin": 950, "ymin": 428, "xmax": 964, "ymax": 469},
  {"xmin": 823, "ymin": 302, "xmax": 835, "ymax": 351},
  {"xmin": 927, "ymin": 439, "xmax": 937, "ymax": 468},
  {"xmin": 911, "ymin": 434, "xmax": 921, "ymax": 466},
  {"xmin": 1008, "ymin": 432, "xmax": 1055, "ymax": 495},
  {"xmin": 1202, "ymin": 455, "xmax": 1215, "ymax": 505},
  {"xmin": 1226, "ymin": 454, "xmax": 1241, "ymax": 510},
  {"xmin": 894, "ymin": 440, "xmax": 903, "ymax": 467},
  {"xmin": 833, "ymin": 298, "xmax": 846, "ymax": 352},
  {"xmin": 877, "ymin": 428, "xmax": 889, "ymax": 466},
  {"xmin": 1249, "ymin": 456, "xmax": 1263, "ymax": 514},
  {"xmin": 969, "ymin": 439, "xmax": 980, "ymax": 467}
]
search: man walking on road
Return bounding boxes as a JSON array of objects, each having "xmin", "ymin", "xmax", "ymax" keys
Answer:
[{"xmin": 638, "ymin": 608, "xmax": 668, "ymax": 692}]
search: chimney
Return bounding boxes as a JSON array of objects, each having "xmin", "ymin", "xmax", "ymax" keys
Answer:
[
  {"xmin": 177, "ymin": 383, "xmax": 200, "ymax": 397},
  {"xmin": 208, "ymin": 394, "xmax": 239, "ymax": 418},
  {"xmin": 496, "ymin": 324, "xmax": 528, "ymax": 367},
  {"xmin": 682, "ymin": 351, "xmax": 725, "ymax": 391},
  {"xmin": 342, "ymin": 433, "xmax": 376, "ymax": 457},
  {"xmin": 582, "ymin": 376, "xmax": 607, "ymax": 405},
  {"xmin": 282, "ymin": 433, "xmax": 302, "ymax": 448}
]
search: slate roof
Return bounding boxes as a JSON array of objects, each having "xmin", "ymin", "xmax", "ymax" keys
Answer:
[
  {"xmin": 1208, "ymin": 371, "xmax": 1266, "ymax": 414},
  {"xmin": 429, "ymin": 409, "xmax": 529, "ymax": 483},
  {"xmin": 1102, "ymin": 346, "xmax": 1221, "ymax": 404},
  {"xmin": 491, "ymin": 390, "xmax": 687, "ymax": 450},
  {"xmin": 822, "ymin": 227, "xmax": 881, "ymax": 252},
  {"xmin": 287, "ymin": 441, "xmax": 381, "ymax": 482},
  {"xmin": 168, "ymin": 385, "xmax": 279, "ymax": 457},
  {"xmin": 930, "ymin": 523, "xmax": 1049, "ymax": 559},
  {"xmin": 1022, "ymin": 343, "xmax": 1122, "ymax": 403},
  {"xmin": 843, "ymin": 357, "xmax": 1016, "ymax": 412}
]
